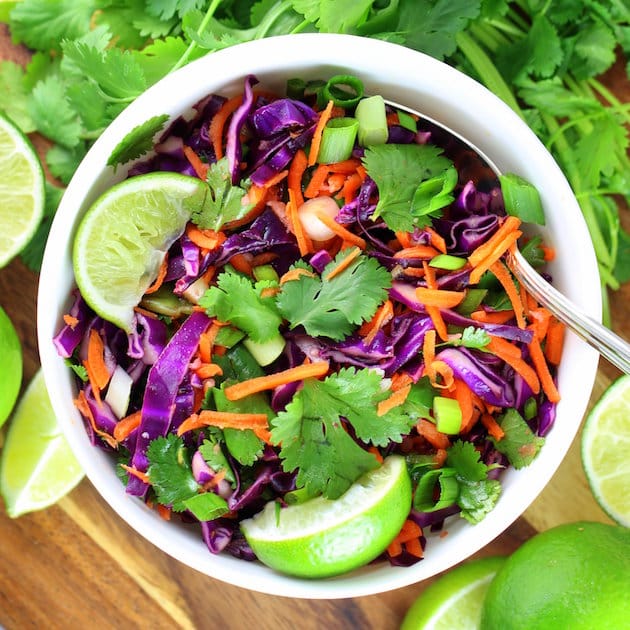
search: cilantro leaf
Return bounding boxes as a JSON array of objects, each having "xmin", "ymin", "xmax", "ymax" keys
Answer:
[
  {"xmin": 133, "ymin": 37, "xmax": 193, "ymax": 86},
  {"xmin": 362, "ymin": 144, "xmax": 455, "ymax": 232},
  {"xmin": 146, "ymin": 434, "xmax": 199, "ymax": 510},
  {"xmin": 9, "ymin": 0, "xmax": 97, "ymax": 52},
  {"xmin": 270, "ymin": 368, "xmax": 415, "ymax": 498},
  {"xmin": 146, "ymin": 0, "xmax": 205, "ymax": 21},
  {"xmin": 92, "ymin": 0, "xmax": 155, "ymax": 49},
  {"xmin": 199, "ymin": 268, "xmax": 282, "ymax": 343},
  {"xmin": 291, "ymin": 0, "xmax": 373, "ymax": 33},
  {"xmin": 450, "ymin": 326, "xmax": 491, "ymax": 349},
  {"xmin": 277, "ymin": 249, "xmax": 391, "ymax": 340},
  {"xmin": 191, "ymin": 158, "xmax": 252, "ymax": 230},
  {"xmin": 46, "ymin": 143, "xmax": 87, "ymax": 185},
  {"xmin": 198, "ymin": 436, "xmax": 236, "ymax": 485},
  {"xmin": 568, "ymin": 20, "xmax": 617, "ymax": 81},
  {"xmin": 491, "ymin": 409, "xmax": 545, "ymax": 469},
  {"xmin": 0, "ymin": 61, "xmax": 36, "ymax": 133},
  {"xmin": 107, "ymin": 114, "xmax": 170, "ymax": 168},
  {"xmin": 457, "ymin": 476, "xmax": 501, "ymax": 524},
  {"xmin": 446, "ymin": 440, "xmax": 499, "ymax": 481}
]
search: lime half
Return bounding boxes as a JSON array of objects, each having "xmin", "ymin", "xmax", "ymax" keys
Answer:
[
  {"xmin": 581, "ymin": 374, "xmax": 630, "ymax": 526},
  {"xmin": 241, "ymin": 455, "xmax": 412, "ymax": 578},
  {"xmin": 401, "ymin": 556, "xmax": 506, "ymax": 630},
  {"xmin": 0, "ymin": 306, "xmax": 22, "ymax": 428},
  {"xmin": 0, "ymin": 111, "xmax": 45, "ymax": 267},
  {"xmin": 73, "ymin": 172, "xmax": 207, "ymax": 331},
  {"xmin": 0, "ymin": 369, "xmax": 84, "ymax": 517}
]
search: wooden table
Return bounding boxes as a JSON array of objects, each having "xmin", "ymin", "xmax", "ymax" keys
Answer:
[{"xmin": 0, "ymin": 26, "xmax": 626, "ymax": 630}]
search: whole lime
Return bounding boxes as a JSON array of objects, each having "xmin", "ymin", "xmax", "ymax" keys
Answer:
[{"xmin": 480, "ymin": 521, "xmax": 630, "ymax": 629}]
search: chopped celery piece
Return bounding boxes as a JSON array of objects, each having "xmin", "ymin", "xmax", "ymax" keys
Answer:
[
  {"xmin": 243, "ymin": 334, "xmax": 286, "ymax": 367},
  {"xmin": 214, "ymin": 325, "xmax": 245, "ymax": 349},
  {"xmin": 456, "ymin": 288, "xmax": 488, "ymax": 315},
  {"xmin": 355, "ymin": 95, "xmax": 388, "ymax": 146},
  {"xmin": 253, "ymin": 264, "xmax": 279, "ymax": 282},
  {"xmin": 140, "ymin": 285, "xmax": 193, "ymax": 318},
  {"xmin": 317, "ymin": 117, "xmax": 359, "ymax": 164},
  {"xmin": 429, "ymin": 253, "xmax": 467, "ymax": 270},
  {"xmin": 434, "ymin": 396, "xmax": 463, "ymax": 434}
]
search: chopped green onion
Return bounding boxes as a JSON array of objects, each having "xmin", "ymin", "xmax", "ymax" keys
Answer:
[
  {"xmin": 456, "ymin": 288, "xmax": 488, "ymax": 315},
  {"xmin": 411, "ymin": 166, "xmax": 458, "ymax": 217},
  {"xmin": 413, "ymin": 468, "xmax": 459, "ymax": 512},
  {"xmin": 321, "ymin": 74, "xmax": 364, "ymax": 108},
  {"xmin": 396, "ymin": 109, "xmax": 417, "ymax": 133},
  {"xmin": 355, "ymin": 95, "xmax": 388, "ymax": 146},
  {"xmin": 524, "ymin": 397, "xmax": 538, "ymax": 421},
  {"xmin": 317, "ymin": 117, "xmax": 359, "ymax": 164},
  {"xmin": 182, "ymin": 492, "xmax": 229, "ymax": 521},
  {"xmin": 429, "ymin": 253, "xmax": 467, "ymax": 270},
  {"xmin": 140, "ymin": 286, "xmax": 193, "ymax": 318},
  {"xmin": 286, "ymin": 78, "xmax": 306, "ymax": 99},
  {"xmin": 214, "ymin": 325, "xmax": 245, "ymax": 349},
  {"xmin": 253, "ymin": 264, "xmax": 279, "ymax": 282},
  {"xmin": 243, "ymin": 334, "xmax": 286, "ymax": 367},
  {"xmin": 433, "ymin": 396, "xmax": 463, "ymax": 434},
  {"xmin": 499, "ymin": 173, "xmax": 546, "ymax": 225}
]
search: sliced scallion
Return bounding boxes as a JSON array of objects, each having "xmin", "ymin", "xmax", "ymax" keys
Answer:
[
  {"xmin": 499, "ymin": 172, "xmax": 546, "ymax": 225},
  {"xmin": 317, "ymin": 117, "xmax": 359, "ymax": 164},
  {"xmin": 429, "ymin": 253, "xmax": 467, "ymax": 270},
  {"xmin": 355, "ymin": 94, "xmax": 388, "ymax": 146},
  {"xmin": 253, "ymin": 264, "xmax": 279, "ymax": 283},
  {"xmin": 321, "ymin": 74, "xmax": 364, "ymax": 108},
  {"xmin": 397, "ymin": 109, "xmax": 417, "ymax": 133},
  {"xmin": 413, "ymin": 468, "xmax": 459, "ymax": 512},
  {"xmin": 434, "ymin": 396, "xmax": 463, "ymax": 434},
  {"xmin": 456, "ymin": 288, "xmax": 488, "ymax": 315}
]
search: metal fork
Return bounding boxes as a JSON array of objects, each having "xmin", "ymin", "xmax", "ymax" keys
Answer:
[{"xmin": 386, "ymin": 99, "xmax": 630, "ymax": 374}]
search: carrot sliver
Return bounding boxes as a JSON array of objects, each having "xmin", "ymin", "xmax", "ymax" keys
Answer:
[
  {"xmin": 280, "ymin": 267, "xmax": 317, "ymax": 284},
  {"xmin": 390, "ymin": 372, "xmax": 413, "ymax": 392},
  {"xmin": 368, "ymin": 445, "xmax": 384, "ymax": 464},
  {"xmin": 529, "ymin": 307, "xmax": 552, "ymax": 340},
  {"xmin": 262, "ymin": 169, "xmax": 289, "ymax": 188},
  {"xmin": 443, "ymin": 379, "xmax": 474, "ymax": 432},
  {"xmin": 489, "ymin": 260, "xmax": 527, "ymax": 329},
  {"xmin": 360, "ymin": 299, "xmax": 394, "ymax": 345},
  {"xmin": 224, "ymin": 361, "xmax": 330, "ymax": 401},
  {"xmin": 288, "ymin": 148, "xmax": 308, "ymax": 207},
  {"xmin": 468, "ymin": 216, "xmax": 522, "ymax": 267},
  {"xmin": 198, "ymin": 322, "xmax": 222, "ymax": 363},
  {"xmin": 468, "ymin": 230, "xmax": 522, "ymax": 284},
  {"xmin": 487, "ymin": 336, "xmax": 540, "ymax": 394},
  {"xmin": 177, "ymin": 410, "xmax": 270, "ymax": 436},
  {"xmin": 208, "ymin": 95, "xmax": 244, "ymax": 160},
  {"xmin": 74, "ymin": 391, "xmax": 118, "ymax": 449},
  {"xmin": 528, "ymin": 329, "xmax": 561, "ymax": 403},
  {"xmin": 86, "ymin": 329, "xmax": 110, "ymax": 390},
  {"xmin": 415, "ymin": 287, "xmax": 466, "ymax": 308},
  {"xmin": 287, "ymin": 189, "xmax": 313, "ymax": 256},
  {"xmin": 308, "ymin": 100, "xmax": 334, "ymax": 166},
  {"xmin": 120, "ymin": 464, "xmax": 150, "ymax": 485},
  {"xmin": 394, "ymin": 245, "xmax": 440, "ymax": 259},
  {"xmin": 313, "ymin": 210, "xmax": 367, "ymax": 249},
  {"xmin": 113, "ymin": 410, "xmax": 142, "ymax": 443},
  {"xmin": 195, "ymin": 363, "xmax": 224, "ymax": 379},
  {"xmin": 324, "ymin": 246, "xmax": 362, "ymax": 280},
  {"xmin": 339, "ymin": 172, "xmax": 363, "ymax": 204},
  {"xmin": 144, "ymin": 254, "xmax": 169, "ymax": 295},
  {"xmin": 303, "ymin": 164, "xmax": 330, "ymax": 198},
  {"xmin": 428, "ymin": 360, "xmax": 455, "ymax": 390},
  {"xmin": 416, "ymin": 418, "xmax": 451, "ymax": 450},
  {"xmin": 421, "ymin": 263, "xmax": 449, "ymax": 339},
  {"xmin": 186, "ymin": 224, "xmax": 226, "ymax": 251},
  {"xmin": 377, "ymin": 384, "xmax": 411, "ymax": 417},
  {"xmin": 426, "ymin": 227, "xmax": 447, "ymax": 254},
  {"xmin": 183, "ymin": 145, "xmax": 209, "ymax": 180},
  {"xmin": 63, "ymin": 314, "xmax": 79, "ymax": 329},
  {"xmin": 229, "ymin": 253, "xmax": 253, "ymax": 276},
  {"xmin": 545, "ymin": 318, "xmax": 565, "ymax": 365},
  {"xmin": 481, "ymin": 413, "xmax": 505, "ymax": 441},
  {"xmin": 387, "ymin": 539, "xmax": 403, "ymax": 557},
  {"xmin": 405, "ymin": 537, "xmax": 424, "ymax": 559},
  {"xmin": 395, "ymin": 231, "xmax": 412, "ymax": 248},
  {"xmin": 470, "ymin": 309, "xmax": 516, "ymax": 325},
  {"xmin": 396, "ymin": 519, "xmax": 423, "ymax": 543}
]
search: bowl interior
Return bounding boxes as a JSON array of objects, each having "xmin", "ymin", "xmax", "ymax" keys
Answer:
[{"xmin": 37, "ymin": 33, "xmax": 601, "ymax": 599}]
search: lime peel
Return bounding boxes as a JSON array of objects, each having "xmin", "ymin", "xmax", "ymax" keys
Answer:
[{"xmin": 0, "ymin": 306, "xmax": 22, "ymax": 428}]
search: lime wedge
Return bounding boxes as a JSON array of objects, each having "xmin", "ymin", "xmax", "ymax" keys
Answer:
[
  {"xmin": 0, "ymin": 111, "xmax": 45, "ymax": 267},
  {"xmin": 72, "ymin": 172, "xmax": 208, "ymax": 331},
  {"xmin": 401, "ymin": 556, "xmax": 506, "ymax": 630},
  {"xmin": 240, "ymin": 455, "xmax": 412, "ymax": 578},
  {"xmin": 0, "ymin": 369, "xmax": 84, "ymax": 517},
  {"xmin": 0, "ymin": 306, "xmax": 22, "ymax": 428},
  {"xmin": 581, "ymin": 374, "xmax": 630, "ymax": 527}
]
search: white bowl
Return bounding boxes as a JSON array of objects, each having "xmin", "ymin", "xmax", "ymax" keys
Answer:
[{"xmin": 37, "ymin": 34, "xmax": 601, "ymax": 599}]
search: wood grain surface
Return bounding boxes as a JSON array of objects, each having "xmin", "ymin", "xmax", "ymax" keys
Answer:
[{"xmin": 0, "ymin": 24, "xmax": 625, "ymax": 630}]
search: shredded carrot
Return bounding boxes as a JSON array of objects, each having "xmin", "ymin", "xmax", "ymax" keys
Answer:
[
  {"xmin": 313, "ymin": 210, "xmax": 367, "ymax": 249},
  {"xmin": 423, "ymin": 328, "xmax": 436, "ymax": 376},
  {"xmin": 434, "ymin": 448, "xmax": 449, "ymax": 467},
  {"xmin": 395, "ymin": 231, "xmax": 412, "ymax": 248},
  {"xmin": 428, "ymin": 360, "xmax": 455, "ymax": 390},
  {"xmin": 308, "ymin": 100, "xmax": 334, "ymax": 166},
  {"xmin": 415, "ymin": 287, "xmax": 466, "ymax": 308},
  {"xmin": 470, "ymin": 309, "xmax": 516, "ymax": 325},
  {"xmin": 250, "ymin": 252, "xmax": 278, "ymax": 267},
  {"xmin": 324, "ymin": 246, "xmax": 362, "ymax": 280},
  {"xmin": 208, "ymin": 95, "xmax": 244, "ymax": 160},
  {"xmin": 229, "ymin": 253, "xmax": 253, "ymax": 276},
  {"xmin": 422, "ymin": 262, "xmax": 449, "ymax": 341},
  {"xmin": 198, "ymin": 322, "xmax": 222, "ymax": 363},
  {"xmin": 183, "ymin": 145, "xmax": 209, "ymax": 180},
  {"xmin": 195, "ymin": 363, "xmax": 224, "ymax": 379},
  {"xmin": 480, "ymin": 413, "xmax": 505, "ymax": 441},
  {"xmin": 120, "ymin": 463, "xmax": 150, "ymax": 485},
  {"xmin": 280, "ymin": 267, "xmax": 317, "ymax": 284},
  {"xmin": 262, "ymin": 169, "xmax": 289, "ymax": 188},
  {"xmin": 74, "ymin": 391, "xmax": 118, "ymax": 449},
  {"xmin": 63, "ymin": 314, "xmax": 79, "ymax": 329},
  {"xmin": 544, "ymin": 318, "xmax": 565, "ymax": 366},
  {"xmin": 144, "ymin": 254, "xmax": 169, "ymax": 295},
  {"xmin": 387, "ymin": 539, "xmax": 403, "ymax": 557},
  {"xmin": 468, "ymin": 230, "xmax": 522, "ymax": 285},
  {"xmin": 325, "ymin": 172, "xmax": 346, "ymax": 194},
  {"xmin": 541, "ymin": 244, "xmax": 556, "ymax": 261},
  {"xmin": 287, "ymin": 188, "xmax": 313, "ymax": 256},
  {"xmin": 416, "ymin": 418, "xmax": 451, "ymax": 450},
  {"xmin": 186, "ymin": 224, "xmax": 226, "ymax": 251},
  {"xmin": 368, "ymin": 446, "xmax": 384, "ymax": 464},
  {"xmin": 86, "ymin": 329, "xmax": 110, "ymax": 391},
  {"xmin": 487, "ymin": 336, "xmax": 541, "ymax": 394},
  {"xmin": 338, "ymin": 172, "xmax": 363, "ymax": 204},
  {"xmin": 396, "ymin": 519, "xmax": 423, "ymax": 543},
  {"xmin": 288, "ymin": 148, "xmax": 308, "ymax": 207},
  {"xmin": 402, "ymin": 267, "xmax": 427, "ymax": 279},
  {"xmin": 223, "ymin": 186, "xmax": 268, "ymax": 230},
  {"xmin": 377, "ymin": 383, "xmax": 412, "ymax": 417},
  {"xmin": 359, "ymin": 299, "xmax": 394, "ymax": 345},
  {"xmin": 224, "ymin": 361, "xmax": 330, "ymax": 401},
  {"xmin": 394, "ymin": 245, "xmax": 440, "ymax": 259},
  {"xmin": 426, "ymin": 227, "xmax": 447, "ymax": 254},
  {"xmin": 468, "ymin": 216, "xmax": 522, "ymax": 267},
  {"xmin": 529, "ymin": 306, "xmax": 552, "ymax": 340},
  {"xmin": 327, "ymin": 158, "xmax": 362, "ymax": 174},
  {"xmin": 177, "ymin": 410, "xmax": 270, "ymax": 436},
  {"xmin": 489, "ymin": 260, "xmax": 527, "ymax": 329},
  {"xmin": 157, "ymin": 504, "xmax": 172, "ymax": 521},
  {"xmin": 528, "ymin": 329, "xmax": 561, "ymax": 403},
  {"xmin": 113, "ymin": 410, "xmax": 142, "ymax": 443},
  {"xmin": 303, "ymin": 164, "xmax": 331, "ymax": 198},
  {"xmin": 443, "ymin": 379, "xmax": 474, "ymax": 432},
  {"xmin": 405, "ymin": 537, "xmax": 424, "ymax": 558},
  {"xmin": 260, "ymin": 286, "xmax": 280, "ymax": 299},
  {"xmin": 390, "ymin": 372, "xmax": 413, "ymax": 392}
]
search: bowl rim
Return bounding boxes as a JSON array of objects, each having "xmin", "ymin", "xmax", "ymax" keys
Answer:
[{"xmin": 37, "ymin": 32, "xmax": 601, "ymax": 599}]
